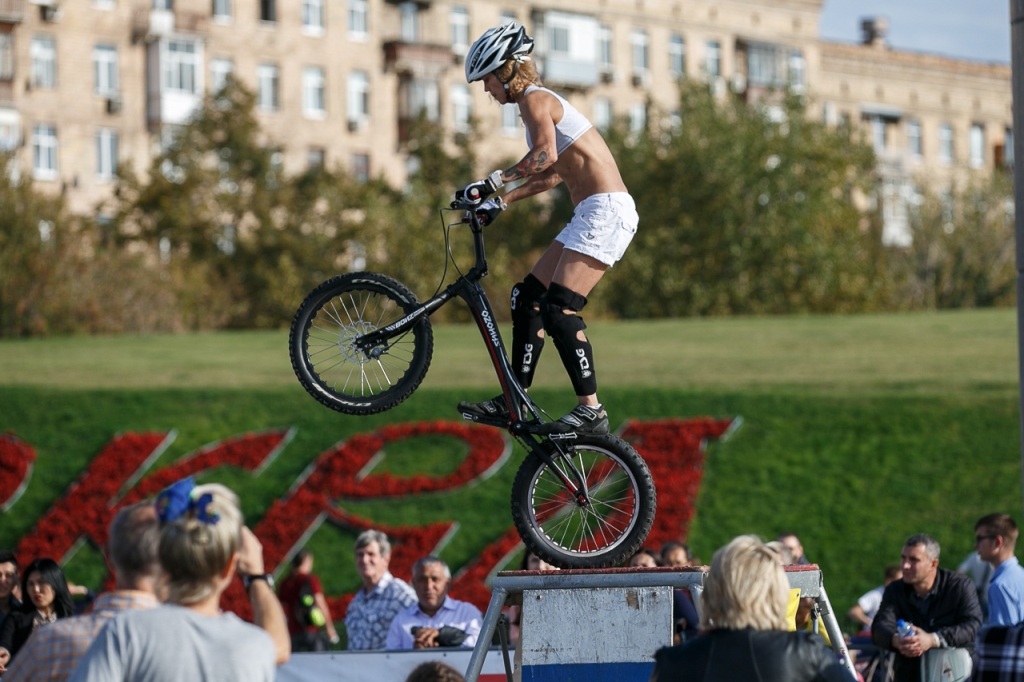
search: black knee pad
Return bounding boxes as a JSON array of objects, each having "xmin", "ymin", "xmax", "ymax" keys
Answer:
[
  {"xmin": 541, "ymin": 282, "xmax": 597, "ymax": 397},
  {"xmin": 510, "ymin": 274, "xmax": 547, "ymax": 389}
]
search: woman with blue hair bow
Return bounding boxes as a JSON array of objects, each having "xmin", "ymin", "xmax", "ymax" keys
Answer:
[{"xmin": 70, "ymin": 478, "xmax": 290, "ymax": 681}]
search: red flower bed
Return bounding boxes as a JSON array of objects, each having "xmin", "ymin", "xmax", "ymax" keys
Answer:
[{"xmin": 0, "ymin": 434, "xmax": 37, "ymax": 511}]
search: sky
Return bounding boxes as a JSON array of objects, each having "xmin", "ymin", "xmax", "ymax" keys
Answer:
[{"xmin": 818, "ymin": 0, "xmax": 1011, "ymax": 64}]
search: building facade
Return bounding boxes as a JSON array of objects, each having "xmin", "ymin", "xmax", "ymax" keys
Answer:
[{"xmin": 0, "ymin": 0, "xmax": 1012, "ymax": 228}]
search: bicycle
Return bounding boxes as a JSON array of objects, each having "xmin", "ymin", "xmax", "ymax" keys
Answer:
[{"xmin": 288, "ymin": 193, "xmax": 656, "ymax": 569}]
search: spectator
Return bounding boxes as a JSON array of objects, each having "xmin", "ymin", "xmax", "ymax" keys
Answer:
[
  {"xmin": 405, "ymin": 660, "xmax": 466, "ymax": 682},
  {"xmin": 661, "ymin": 543, "xmax": 691, "ymax": 568},
  {"xmin": 871, "ymin": 534, "xmax": 981, "ymax": 682},
  {"xmin": 4, "ymin": 502, "xmax": 161, "ymax": 682},
  {"xmin": 778, "ymin": 533, "xmax": 810, "ymax": 566},
  {"xmin": 277, "ymin": 549, "xmax": 339, "ymax": 651},
  {"xmin": 650, "ymin": 535, "xmax": 854, "ymax": 682},
  {"xmin": 386, "ymin": 557, "xmax": 482, "ymax": 650},
  {"xmin": 974, "ymin": 513, "xmax": 1024, "ymax": 626},
  {"xmin": 0, "ymin": 551, "xmax": 20, "ymax": 631},
  {"xmin": 766, "ymin": 540, "xmax": 795, "ymax": 567},
  {"xmin": 959, "ymin": 550, "xmax": 994, "ymax": 620},
  {"xmin": 0, "ymin": 558, "xmax": 74, "ymax": 671},
  {"xmin": 629, "ymin": 548, "xmax": 662, "ymax": 568},
  {"xmin": 848, "ymin": 565, "xmax": 903, "ymax": 631},
  {"xmin": 68, "ymin": 479, "xmax": 290, "ymax": 682},
  {"xmin": 523, "ymin": 551, "xmax": 558, "ymax": 572},
  {"xmin": 345, "ymin": 529, "xmax": 416, "ymax": 650}
]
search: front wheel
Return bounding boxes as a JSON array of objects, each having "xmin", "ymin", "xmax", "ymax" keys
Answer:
[
  {"xmin": 510, "ymin": 435, "xmax": 656, "ymax": 569},
  {"xmin": 289, "ymin": 272, "xmax": 433, "ymax": 415}
]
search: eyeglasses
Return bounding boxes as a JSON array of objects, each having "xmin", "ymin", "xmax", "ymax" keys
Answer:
[{"xmin": 975, "ymin": 535, "xmax": 998, "ymax": 544}]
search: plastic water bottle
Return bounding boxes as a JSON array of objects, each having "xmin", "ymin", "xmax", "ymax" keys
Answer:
[{"xmin": 897, "ymin": 619, "xmax": 915, "ymax": 638}]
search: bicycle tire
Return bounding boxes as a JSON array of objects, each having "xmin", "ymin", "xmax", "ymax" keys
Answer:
[
  {"xmin": 510, "ymin": 434, "xmax": 656, "ymax": 569},
  {"xmin": 289, "ymin": 272, "xmax": 433, "ymax": 416}
]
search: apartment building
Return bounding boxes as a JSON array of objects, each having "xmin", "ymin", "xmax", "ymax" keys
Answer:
[{"xmin": 0, "ymin": 0, "xmax": 1012, "ymax": 231}]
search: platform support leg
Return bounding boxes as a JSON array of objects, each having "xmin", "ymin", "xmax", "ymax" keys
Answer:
[{"xmin": 465, "ymin": 587, "xmax": 509, "ymax": 682}]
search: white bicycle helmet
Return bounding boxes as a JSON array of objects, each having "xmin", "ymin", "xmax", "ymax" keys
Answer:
[{"xmin": 465, "ymin": 22, "xmax": 534, "ymax": 83}]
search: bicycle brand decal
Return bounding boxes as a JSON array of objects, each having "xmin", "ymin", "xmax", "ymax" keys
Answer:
[{"xmin": 480, "ymin": 310, "xmax": 502, "ymax": 348}]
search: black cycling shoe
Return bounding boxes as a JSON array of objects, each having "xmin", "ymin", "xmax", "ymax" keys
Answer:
[
  {"xmin": 457, "ymin": 395, "xmax": 511, "ymax": 422},
  {"xmin": 536, "ymin": 404, "xmax": 609, "ymax": 436}
]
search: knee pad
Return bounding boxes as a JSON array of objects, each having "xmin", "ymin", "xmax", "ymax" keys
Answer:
[
  {"xmin": 510, "ymin": 274, "xmax": 547, "ymax": 389},
  {"xmin": 541, "ymin": 282, "xmax": 597, "ymax": 397}
]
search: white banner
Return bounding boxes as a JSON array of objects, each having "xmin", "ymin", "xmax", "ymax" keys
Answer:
[{"xmin": 276, "ymin": 648, "xmax": 509, "ymax": 682}]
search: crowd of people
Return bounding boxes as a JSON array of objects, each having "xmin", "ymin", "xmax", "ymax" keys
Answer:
[{"xmin": 3, "ymin": 482, "xmax": 1024, "ymax": 682}]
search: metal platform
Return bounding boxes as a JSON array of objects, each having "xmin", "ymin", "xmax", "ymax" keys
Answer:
[{"xmin": 465, "ymin": 564, "xmax": 855, "ymax": 682}]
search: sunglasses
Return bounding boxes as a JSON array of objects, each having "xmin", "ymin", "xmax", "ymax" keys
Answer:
[{"xmin": 975, "ymin": 535, "xmax": 998, "ymax": 544}]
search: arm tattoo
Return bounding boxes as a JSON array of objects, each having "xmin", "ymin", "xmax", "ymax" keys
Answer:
[{"xmin": 505, "ymin": 150, "xmax": 549, "ymax": 181}]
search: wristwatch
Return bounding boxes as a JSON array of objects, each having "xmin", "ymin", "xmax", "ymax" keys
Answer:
[{"xmin": 242, "ymin": 573, "xmax": 275, "ymax": 590}]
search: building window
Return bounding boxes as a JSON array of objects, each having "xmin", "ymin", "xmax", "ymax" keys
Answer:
[
  {"xmin": 307, "ymin": 147, "xmax": 325, "ymax": 169},
  {"xmin": 164, "ymin": 40, "xmax": 198, "ymax": 94},
  {"xmin": 501, "ymin": 103, "xmax": 519, "ymax": 136},
  {"xmin": 212, "ymin": 0, "xmax": 231, "ymax": 20},
  {"xmin": 450, "ymin": 6, "xmax": 469, "ymax": 55},
  {"xmin": 705, "ymin": 40, "xmax": 720, "ymax": 78},
  {"xmin": 399, "ymin": 2, "xmax": 418, "ymax": 42},
  {"xmin": 347, "ymin": 71, "xmax": 369, "ymax": 123},
  {"xmin": 93, "ymin": 44, "xmax": 118, "ymax": 96},
  {"xmin": 153, "ymin": 0, "xmax": 171, "ymax": 9},
  {"xmin": 303, "ymin": 67, "xmax": 326, "ymax": 117},
  {"xmin": 351, "ymin": 153, "xmax": 369, "ymax": 183},
  {"xmin": 0, "ymin": 119, "xmax": 17, "ymax": 151},
  {"xmin": 260, "ymin": 0, "xmax": 275, "ymax": 22},
  {"xmin": 869, "ymin": 116, "xmax": 886, "ymax": 153},
  {"xmin": 401, "ymin": 79, "xmax": 438, "ymax": 121},
  {"xmin": 451, "ymin": 83, "xmax": 472, "ymax": 133},
  {"xmin": 96, "ymin": 128, "xmax": 118, "ymax": 181},
  {"xmin": 550, "ymin": 22, "xmax": 570, "ymax": 54},
  {"xmin": 969, "ymin": 123, "xmax": 985, "ymax": 168},
  {"xmin": 597, "ymin": 24, "xmax": 612, "ymax": 72},
  {"xmin": 939, "ymin": 123, "xmax": 954, "ymax": 164},
  {"xmin": 348, "ymin": 0, "xmax": 368, "ymax": 38},
  {"xmin": 629, "ymin": 102, "xmax": 646, "ymax": 133},
  {"xmin": 31, "ymin": 36, "xmax": 56, "ymax": 89},
  {"xmin": 210, "ymin": 58, "xmax": 233, "ymax": 93},
  {"xmin": 630, "ymin": 29, "xmax": 648, "ymax": 78},
  {"xmin": 669, "ymin": 34, "xmax": 685, "ymax": 78},
  {"xmin": 907, "ymin": 120, "xmax": 922, "ymax": 157},
  {"xmin": 32, "ymin": 124, "xmax": 58, "ymax": 180},
  {"xmin": 257, "ymin": 63, "xmax": 279, "ymax": 110},
  {"xmin": 0, "ymin": 34, "xmax": 12, "ymax": 79},
  {"xmin": 593, "ymin": 98, "xmax": 611, "ymax": 132},
  {"xmin": 789, "ymin": 51, "xmax": 805, "ymax": 92},
  {"xmin": 302, "ymin": 0, "xmax": 324, "ymax": 34}
]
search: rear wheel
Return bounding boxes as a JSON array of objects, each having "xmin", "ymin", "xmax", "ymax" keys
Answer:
[
  {"xmin": 510, "ymin": 435, "xmax": 656, "ymax": 569},
  {"xmin": 289, "ymin": 272, "xmax": 433, "ymax": 415}
]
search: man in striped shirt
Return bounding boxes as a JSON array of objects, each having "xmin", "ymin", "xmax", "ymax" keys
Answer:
[{"xmin": 4, "ymin": 502, "xmax": 161, "ymax": 682}]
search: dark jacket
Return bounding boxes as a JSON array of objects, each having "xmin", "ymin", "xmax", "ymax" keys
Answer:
[
  {"xmin": 871, "ymin": 568, "xmax": 983, "ymax": 682},
  {"xmin": 0, "ymin": 611, "xmax": 39, "ymax": 663},
  {"xmin": 651, "ymin": 628, "xmax": 855, "ymax": 682}
]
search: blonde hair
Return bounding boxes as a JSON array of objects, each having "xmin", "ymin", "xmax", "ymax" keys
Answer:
[
  {"xmin": 493, "ymin": 59, "xmax": 541, "ymax": 101},
  {"xmin": 159, "ymin": 483, "xmax": 243, "ymax": 605},
  {"xmin": 700, "ymin": 535, "xmax": 790, "ymax": 631}
]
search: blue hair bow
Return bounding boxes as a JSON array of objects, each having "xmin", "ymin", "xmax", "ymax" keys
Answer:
[{"xmin": 156, "ymin": 476, "xmax": 220, "ymax": 525}]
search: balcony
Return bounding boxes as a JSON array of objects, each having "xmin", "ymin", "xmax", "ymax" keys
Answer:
[
  {"xmin": 132, "ymin": 8, "xmax": 207, "ymax": 43},
  {"xmin": 0, "ymin": 0, "xmax": 24, "ymax": 22},
  {"xmin": 383, "ymin": 41, "xmax": 454, "ymax": 79},
  {"xmin": 0, "ymin": 78, "xmax": 12, "ymax": 107},
  {"xmin": 542, "ymin": 55, "xmax": 598, "ymax": 89}
]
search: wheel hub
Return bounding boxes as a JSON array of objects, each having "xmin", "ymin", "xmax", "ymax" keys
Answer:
[{"xmin": 337, "ymin": 322, "xmax": 377, "ymax": 363}]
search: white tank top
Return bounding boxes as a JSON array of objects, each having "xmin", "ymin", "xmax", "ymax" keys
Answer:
[{"xmin": 522, "ymin": 85, "xmax": 593, "ymax": 154}]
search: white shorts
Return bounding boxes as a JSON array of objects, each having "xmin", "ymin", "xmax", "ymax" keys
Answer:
[{"xmin": 555, "ymin": 193, "xmax": 638, "ymax": 267}]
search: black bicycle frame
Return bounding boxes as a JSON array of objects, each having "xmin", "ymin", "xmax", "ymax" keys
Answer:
[{"xmin": 355, "ymin": 209, "xmax": 590, "ymax": 501}]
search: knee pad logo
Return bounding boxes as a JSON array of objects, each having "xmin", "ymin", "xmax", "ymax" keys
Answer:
[
  {"xmin": 576, "ymin": 348, "xmax": 591, "ymax": 377},
  {"xmin": 510, "ymin": 286, "xmax": 520, "ymax": 311},
  {"xmin": 522, "ymin": 343, "xmax": 533, "ymax": 373}
]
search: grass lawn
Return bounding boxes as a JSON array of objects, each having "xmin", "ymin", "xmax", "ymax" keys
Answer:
[{"xmin": 0, "ymin": 308, "xmax": 1020, "ymax": 631}]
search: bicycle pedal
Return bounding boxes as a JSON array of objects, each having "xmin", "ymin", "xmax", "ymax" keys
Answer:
[
  {"xmin": 461, "ymin": 412, "xmax": 506, "ymax": 428},
  {"xmin": 548, "ymin": 432, "xmax": 578, "ymax": 441}
]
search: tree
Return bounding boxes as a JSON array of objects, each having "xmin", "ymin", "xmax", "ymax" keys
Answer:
[{"xmin": 595, "ymin": 84, "xmax": 885, "ymax": 318}]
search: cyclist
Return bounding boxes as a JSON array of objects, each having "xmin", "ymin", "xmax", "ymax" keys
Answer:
[{"xmin": 456, "ymin": 22, "xmax": 639, "ymax": 436}]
